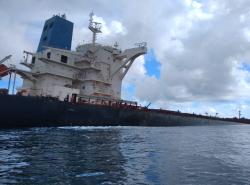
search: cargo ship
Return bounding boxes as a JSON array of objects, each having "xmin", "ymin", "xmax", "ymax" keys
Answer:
[{"xmin": 0, "ymin": 13, "xmax": 247, "ymax": 128}]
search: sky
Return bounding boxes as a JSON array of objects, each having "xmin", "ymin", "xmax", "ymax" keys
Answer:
[{"xmin": 1, "ymin": 0, "xmax": 250, "ymax": 118}]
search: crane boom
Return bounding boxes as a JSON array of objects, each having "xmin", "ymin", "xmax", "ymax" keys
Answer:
[{"xmin": 0, "ymin": 55, "xmax": 12, "ymax": 64}]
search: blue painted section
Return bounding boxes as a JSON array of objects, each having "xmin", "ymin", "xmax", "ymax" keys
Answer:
[
  {"xmin": 144, "ymin": 49, "xmax": 161, "ymax": 79},
  {"xmin": 37, "ymin": 15, "xmax": 73, "ymax": 52}
]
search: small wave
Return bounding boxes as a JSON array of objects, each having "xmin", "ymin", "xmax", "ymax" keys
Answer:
[
  {"xmin": 0, "ymin": 134, "xmax": 20, "ymax": 140},
  {"xmin": 0, "ymin": 162, "xmax": 30, "ymax": 173},
  {"xmin": 76, "ymin": 172, "xmax": 105, "ymax": 177},
  {"xmin": 58, "ymin": 126, "xmax": 124, "ymax": 130}
]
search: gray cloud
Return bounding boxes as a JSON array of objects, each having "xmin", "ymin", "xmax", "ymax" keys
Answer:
[{"xmin": 123, "ymin": 0, "xmax": 250, "ymax": 103}]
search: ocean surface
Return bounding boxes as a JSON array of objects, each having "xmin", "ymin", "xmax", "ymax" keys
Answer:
[{"xmin": 1, "ymin": 125, "xmax": 250, "ymax": 185}]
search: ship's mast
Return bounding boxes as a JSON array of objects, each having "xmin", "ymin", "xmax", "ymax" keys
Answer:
[{"xmin": 88, "ymin": 12, "xmax": 102, "ymax": 45}]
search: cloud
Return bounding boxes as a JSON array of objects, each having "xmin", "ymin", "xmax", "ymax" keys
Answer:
[{"xmin": 122, "ymin": 0, "xmax": 250, "ymax": 103}]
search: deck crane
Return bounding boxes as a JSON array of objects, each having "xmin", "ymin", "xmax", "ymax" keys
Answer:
[
  {"xmin": 0, "ymin": 55, "xmax": 17, "ymax": 94},
  {"xmin": 0, "ymin": 55, "xmax": 12, "ymax": 79},
  {"xmin": 0, "ymin": 55, "xmax": 12, "ymax": 64}
]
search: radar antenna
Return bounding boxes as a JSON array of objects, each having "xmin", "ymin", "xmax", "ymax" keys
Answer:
[
  {"xmin": 114, "ymin": 42, "xmax": 119, "ymax": 48},
  {"xmin": 89, "ymin": 12, "xmax": 102, "ymax": 45}
]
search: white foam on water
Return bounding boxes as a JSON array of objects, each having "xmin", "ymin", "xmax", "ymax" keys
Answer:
[
  {"xmin": 58, "ymin": 125, "xmax": 125, "ymax": 130},
  {"xmin": 75, "ymin": 172, "xmax": 105, "ymax": 177}
]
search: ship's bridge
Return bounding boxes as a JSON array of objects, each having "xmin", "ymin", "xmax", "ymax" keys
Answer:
[{"xmin": 9, "ymin": 12, "xmax": 147, "ymax": 103}]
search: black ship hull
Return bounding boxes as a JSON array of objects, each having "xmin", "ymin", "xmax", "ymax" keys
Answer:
[{"xmin": 0, "ymin": 95, "xmax": 240, "ymax": 128}]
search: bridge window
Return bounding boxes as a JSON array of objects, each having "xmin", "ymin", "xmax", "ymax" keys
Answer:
[
  {"xmin": 47, "ymin": 52, "xmax": 51, "ymax": 59},
  {"xmin": 31, "ymin": 56, "xmax": 36, "ymax": 64},
  {"xmin": 61, "ymin": 55, "xmax": 68, "ymax": 63}
]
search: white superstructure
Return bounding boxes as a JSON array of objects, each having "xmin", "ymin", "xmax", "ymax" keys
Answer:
[{"xmin": 17, "ymin": 13, "xmax": 147, "ymax": 101}]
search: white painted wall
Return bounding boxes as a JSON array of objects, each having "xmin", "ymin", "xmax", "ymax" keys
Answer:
[{"xmin": 20, "ymin": 44, "xmax": 146, "ymax": 100}]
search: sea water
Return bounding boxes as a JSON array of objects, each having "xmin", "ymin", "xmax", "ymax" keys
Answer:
[{"xmin": 1, "ymin": 125, "xmax": 250, "ymax": 185}]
